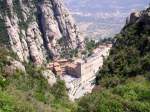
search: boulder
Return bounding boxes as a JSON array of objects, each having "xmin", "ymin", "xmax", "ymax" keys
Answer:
[
  {"xmin": 4, "ymin": 60, "xmax": 26, "ymax": 76},
  {"xmin": 126, "ymin": 11, "xmax": 141, "ymax": 25},
  {"xmin": 42, "ymin": 70, "xmax": 57, "ymax": 86}
]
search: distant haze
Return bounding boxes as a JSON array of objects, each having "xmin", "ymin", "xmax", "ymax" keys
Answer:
[{"xmin": 65, "ymin": 0, "xmax": 149, "ymax": 40}]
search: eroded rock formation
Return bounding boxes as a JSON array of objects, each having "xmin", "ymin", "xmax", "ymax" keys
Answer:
[{"xmin": 0, "ymin": 0, "xmax": 84, "ymax": 65}]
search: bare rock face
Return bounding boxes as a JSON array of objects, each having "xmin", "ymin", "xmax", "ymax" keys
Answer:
[
  {"xmin": 4, "ymin": 59, "xmax": 26, "ymax": 76},
  {"xmin": 38, "ymin": 0, "xmax": 84, "ymax": 56},
  {"xmin": 126, "ymin": 8, "xmax": 150, "ymax": 26},
  {"xmin": 4, "ymin": 15, "xmax": 26, "ymax": 62},
  {"xmin": 26, "ymin": 22, "xmax": 46, "ymax": 65},
  {"xmin": 126, "ymin": 11, "xmax": 141, "ymax": 25},
  {"xmin": 1, "ymin": 0, "xmax": 84, "ymax": 65}
]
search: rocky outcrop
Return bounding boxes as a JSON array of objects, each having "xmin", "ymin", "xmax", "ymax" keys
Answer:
[
  {"xmin": 126, "ymin": 11, "xmax": 141, "ymax": 25},
  {"xmin": 0, "ymin": 0, "xmax": 84, "ymax": 65},
  {"xmin": 3, "ymin": 0, "xmax": 47, "ymax": 65},
  {"xmin": 38, "ymin": 0, "xmax": 84, "ymax": 57},
  {"xmin": 126, "ymin": 7, "xmax": 150, "ymax": 26},
  {"xmin": 42, "ymin": 69, "xmax": 56, "ymax": 86},
  {"xmin": 4, "ymin": 59, "xmax": 26, "ymax": 76}
]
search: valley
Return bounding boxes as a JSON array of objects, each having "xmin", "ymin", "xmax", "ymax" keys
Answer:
[
  {"xmin": 65, "ymin": 0, "xmax": 149, "ymax": 39},
  {"xmin": 0, "ymin": 0, "xmax": 150, "ymax": 112}
]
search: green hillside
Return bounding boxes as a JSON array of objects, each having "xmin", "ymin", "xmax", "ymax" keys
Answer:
[
  {"xmin": 0, "ymin": 47, "xmax": 76, "ymax": 112},
  {"xmin": 77, "ymin": 7, "xmax": 150, "ymax": 112}
]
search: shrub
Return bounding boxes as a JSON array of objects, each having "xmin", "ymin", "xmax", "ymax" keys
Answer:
[
  {"xmin": 78, "ymin": 77, "xmax": 150, "ymax": 112},
  {"xmin": 51, "ymin": 80, "xmax": 68, "ymax": 100}
]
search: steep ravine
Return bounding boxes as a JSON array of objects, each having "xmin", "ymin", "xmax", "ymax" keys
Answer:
[{"xmin": 0, "ymin": 0, "xmax": 84, "ymax": 65}]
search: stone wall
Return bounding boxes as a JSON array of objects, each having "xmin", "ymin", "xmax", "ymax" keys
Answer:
[{"xmin": 81, "ymin": 45, "xmax": 112, "ymax": 83}]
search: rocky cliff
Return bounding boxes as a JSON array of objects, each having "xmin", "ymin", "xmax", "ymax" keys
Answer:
[
  {"xmin": 0, "ymin": 0, "xmax": 83, "ymax": 65},
  {"xmin": 125, "ymin": 7, "xmax": 150, "ymax": 28}
]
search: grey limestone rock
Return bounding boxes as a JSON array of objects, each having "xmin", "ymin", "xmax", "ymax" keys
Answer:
[{"xmin": 1, "ymin": 0, "xmax": 84, "ymax": 65}]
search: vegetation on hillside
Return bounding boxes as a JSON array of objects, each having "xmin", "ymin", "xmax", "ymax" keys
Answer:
[
  {"xmin": 77, "ymin": 8, "xmax": 150, "ymax": 112},
  {"xmin": 83, "ymin": 38, "xmax": 113, "ymax": 57},
  {"xmin": 58, "ymin": 37, "xmax": 78, "ymax": 59},
  {"xmin": 1, "ymin": 1, "xmax": 150, "ymax": 111},
  {"xmin": 0, "ymin": 47, "xmax": 77, "ymax": 112},
  {"xmin": 81, "ymin": 38, "xmax": 97, "ymax": 57},
  {"xmin": 78, "ymin": 76, "xmax": 150, "ymax": 112},
  {"xmin": 96, "ymin": 21, "xmax": 150, "ymax": 84}
]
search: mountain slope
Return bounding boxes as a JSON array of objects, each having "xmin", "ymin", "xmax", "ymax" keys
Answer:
[
  {"xmin": 77, "ymin": 6, "xmax": 150, "ymax": 112},
  {"xmin": 0, "ymin": 46, "xmax": 76, "ymax": 112},
  {"xmin": 96, "ymin": 7, "xmax": 150, "ymax": 82},
  {"xmin": 0, "ymin": 0, "xmax": 81, "ymax": 111},
  {"xmin": 0, "ymin": 0, "xmax": 83, "ymax": 65},
  {"xmin": 1, "ymin": 1, "xmax": 150, "ymax": 112}
]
